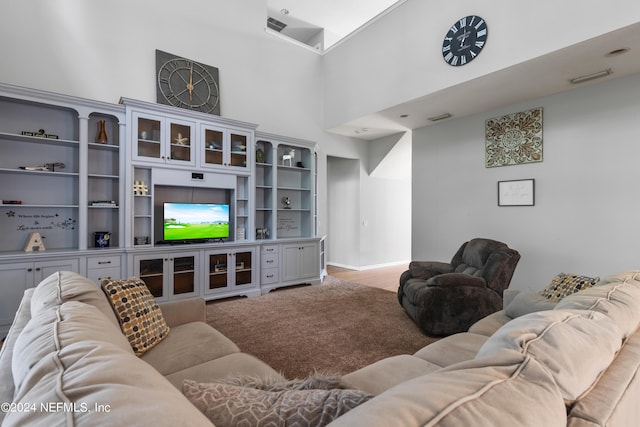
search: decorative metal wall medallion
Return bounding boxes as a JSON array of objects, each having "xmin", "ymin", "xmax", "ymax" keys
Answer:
[{"xmin": 485, "ymin": 107, "xmax": 543, "ymax": 167}]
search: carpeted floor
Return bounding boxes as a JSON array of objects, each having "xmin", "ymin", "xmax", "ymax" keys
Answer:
[{"xmin": 206, "ymin": 277, "xmax": 438, "ymax": 379}]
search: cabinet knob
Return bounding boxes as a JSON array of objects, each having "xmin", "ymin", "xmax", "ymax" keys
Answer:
[{"xmin": 27, "ymin": 268, "xmax": 33, "ymax": 272}]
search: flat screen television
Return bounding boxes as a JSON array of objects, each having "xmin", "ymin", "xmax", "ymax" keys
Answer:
[{"xmin": 163, "ymin": 202, "xmax": 229, "ymax": 242}]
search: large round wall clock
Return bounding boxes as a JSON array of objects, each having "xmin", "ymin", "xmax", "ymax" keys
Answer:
[
  {"xmin": 442, "ymin": 15, "xmax": 488, "ymax": 66},
  {"xmin": 155, "ymin": 49, "xmax": 221, "ymax": 115}
]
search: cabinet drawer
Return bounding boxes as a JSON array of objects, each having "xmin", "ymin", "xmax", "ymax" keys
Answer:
[
  {"xmin": 262, "ymin": 245, "xmax": 279, "ymax": 255},
  {"xmin": 261, "ymin": 268, "xmax": 279, "ymax": 285},
  {"xmin": 87, "ymin": 256, "xmax": 121, "ymax": 270},
  {"xmin": 261, "ymin": 253, "xmax": 279, "ymax": 269},
  {"xmin": 87, "ymin": 267, "xmax": 122, "ymax": 285}
]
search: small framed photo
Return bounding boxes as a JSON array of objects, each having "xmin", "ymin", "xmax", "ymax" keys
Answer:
[{"xmin": 498, "ymin": 179, "xmax": 535, "ymax": 206}]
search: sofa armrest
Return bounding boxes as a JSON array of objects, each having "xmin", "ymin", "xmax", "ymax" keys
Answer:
[
  {"xmin": 426, "ymin": 273, "xmax": 487, "ymax": 288},
  {"xmin": 158, "ymin": 298, "xmax": 206, "ymax": 327}
]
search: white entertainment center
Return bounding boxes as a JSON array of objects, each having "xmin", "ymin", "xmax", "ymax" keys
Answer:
[{"xmin": 0, "ymin": 82, "xmax": 325, "ymax": 337}]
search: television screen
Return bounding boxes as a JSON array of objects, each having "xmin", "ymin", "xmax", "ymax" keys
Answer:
[{"xmin": 163, "ymin": 203, "xmax": 229, "ymax": 241}]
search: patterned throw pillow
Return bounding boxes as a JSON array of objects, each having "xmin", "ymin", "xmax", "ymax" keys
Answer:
[
  {"xmin": 539, "ymin": 273, "xmax": 600, "ymax": 302},
  {"xmin": 182, "ymin": 380, "xmax": 372, "ymax": 426},
  {"xmin": 101, "ymin": 277, "xmax": 170, "ymax": 356}
]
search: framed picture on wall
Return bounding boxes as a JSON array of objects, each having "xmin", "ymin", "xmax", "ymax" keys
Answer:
[{"xmin": 498, "ymin": 179, "xmax": 535, "ymax": 206}]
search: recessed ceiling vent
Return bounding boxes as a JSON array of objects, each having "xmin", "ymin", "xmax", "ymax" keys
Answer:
[{"xmin": 267, "ymin": 17, "xmax": 287, "ymax": 32}]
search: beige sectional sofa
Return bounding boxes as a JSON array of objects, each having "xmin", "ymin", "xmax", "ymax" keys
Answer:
[
  {"xmin": 0, "ymin": 271, "xmax": 283, "ymax": 426},
  {"xmin": 2, "ymin": 269, "xmax": 640, "ymax": 426},
  {"xmin": 336, "ymin": 270, "xmax": 640, "ymax": 426}
]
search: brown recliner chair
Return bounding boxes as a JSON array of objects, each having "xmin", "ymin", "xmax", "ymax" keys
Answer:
[{"xmin": 398, "ymin": 238, "xmax": 521, "ymax": 336}]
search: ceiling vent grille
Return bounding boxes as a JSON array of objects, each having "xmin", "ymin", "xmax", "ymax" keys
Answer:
[{"xmin": 267, "ymin": 17, "xmax": 287, "ymax": 32}]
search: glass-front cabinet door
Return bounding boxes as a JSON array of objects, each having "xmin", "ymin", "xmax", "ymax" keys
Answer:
[
  {"xmin": 202, "ymin": 127, "xmax": 224, "ymax": 167},
  {"xmin": 133, "ymin": 112, "xmax": 163, "ymax": 163},
  {"xmin": 200, "ymin": 125, "xmax": 250, "ymax": 172},
  {"xmin": 167, "ymin": 119, "xmax": 195, "ymax": 166},
  {"xmin": 234, "ymin": 251, "xmax": 253, "ymax": 287},
  {"xmin": 206, "ymin": 251, "xmax": 229, "ymax": 293},
  {"xmin": 132, "ymin": 112, "xmax": 195, "ymax": 166},
  {"xmin": 204, "ymin": 249, "xmax": 255, "ymax": 296},
  {"xmin": 171, "ymin": 254, "xmax": 198, "ymax": 297},
  {"xmin": 136, "ymin": 255, "xmax": 165, "ymax": 298},
  {"xmin": 133, "ymin": 252, "xmax": 198, "ymax": 301},
  {"xmin": 229, "ymin": 131, "xmax": 249, "ymax": 170}
]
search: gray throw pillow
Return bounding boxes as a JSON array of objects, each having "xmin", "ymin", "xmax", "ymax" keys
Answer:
[{"xmin": 183, "ymin": 379, "xmax": 371, "ymax": 426}]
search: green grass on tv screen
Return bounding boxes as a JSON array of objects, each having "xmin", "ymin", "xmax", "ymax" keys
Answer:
[{"xmin": 164, "ymin": 223, "xmax": 229, "ymax": 240}]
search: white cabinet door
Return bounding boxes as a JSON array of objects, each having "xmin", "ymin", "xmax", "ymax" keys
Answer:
[
  {"xmin": 281, "ymin": 242, "xmax": 318, "ymax": 282},
  {"xmin": 0, "ymin": 263, "xmax": 32, "ymax": 337}
]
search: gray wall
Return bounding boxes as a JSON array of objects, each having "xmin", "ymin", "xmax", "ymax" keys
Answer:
[{"xmin": 412, "ymin": 72, "xmax": 640, "ymax": 291}]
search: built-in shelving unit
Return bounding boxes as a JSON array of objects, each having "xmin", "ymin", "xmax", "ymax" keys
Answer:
[
  {"xmin": 0, "ymin": 82, "xmax": 126, "ymax": 338},
  {"xmin": 0, "ymin": 83, "xmax": 323, "ymax": 338}
]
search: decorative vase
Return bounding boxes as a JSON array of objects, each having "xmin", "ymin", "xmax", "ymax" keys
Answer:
[{"xmin": 96, "ymin": 120, "xmax": 108, "ymax": 144}]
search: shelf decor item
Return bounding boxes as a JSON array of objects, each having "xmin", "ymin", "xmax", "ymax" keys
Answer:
[
  {"xmin": 24, "ymin": 232, "xmax": 46, "ymax": 252},
  {"xmin": 498, "ymin": 179, "xmax": 535, "ymax": 206},
  {"xmin": 486, "ymin": 108, "xmax": 543, "ymax": 167},
  {"xmin": 281, "ymin": 196, "xmax": 291, "ymax": 209},
  {"xmin": 134, "ymin": 180, "xmax": 148, "ymax": 195},
  {"xmin": 94, "ymin": 231, "xmax": 111, "ymax": 248},
  {"xmin": 96, "ymin": 120, "xmax": 108, "ymax": 144}
]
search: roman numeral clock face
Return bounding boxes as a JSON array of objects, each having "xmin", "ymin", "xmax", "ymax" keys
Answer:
[{"xmin": 442, "ymin": 15, "xmax": 488, "ymax": 66}]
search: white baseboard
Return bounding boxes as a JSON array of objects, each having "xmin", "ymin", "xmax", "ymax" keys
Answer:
[{"xmin": 327, "ymin": 260, "xmax": 409, "ymax": 271}]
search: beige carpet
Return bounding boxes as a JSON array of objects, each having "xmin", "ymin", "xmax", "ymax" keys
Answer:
[{"xmin": 206, "ymin": 277, "xmax": 438, "ymax": 379}]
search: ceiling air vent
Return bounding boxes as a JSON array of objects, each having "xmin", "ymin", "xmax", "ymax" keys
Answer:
[{"xmin": 267, "ymin": 17, "xmax": 287, "ymax": 32}]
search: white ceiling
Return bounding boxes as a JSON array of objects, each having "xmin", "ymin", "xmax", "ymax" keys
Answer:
[
  {"xmin": 328, "ymin": 22, "xmax": 640, "ymax": 141},
  {"xmin": 266, "ymin": 0, "xmax": 403, "ymax": 49},
  {"xmin": 267, "ymin": 2, "xmax": 640, "ymax": 141}
]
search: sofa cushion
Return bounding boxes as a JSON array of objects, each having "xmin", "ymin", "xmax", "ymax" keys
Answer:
[
  {"xmin": 555, "ymin": 270, "xmax": 640, "ymax": 338},
  {"xmin": 467, "ymin": 310, "xmax": 511, "ymax": 336},
  {"xmin": 413, "ymin": 332, "xmax": 488, "ymax": 367},
  {"xmin": 30, "ymin": 271, "xmax": 119, "ymax": 328},
  {"xmin": 140, "ymin": 321, "xmax": 240, "ymax": 375},
  {"xmin": 165, "ymin": 352, "xmax": 285, "ymax": 389},
  {"xmin": 539, "ymin": 272, "xmax": 599, "ymax": 302},
  {"xmin": 101, "ymin": 277, "xmax": 170, "ymax": 356},
  {"xmin": 505, "ymin": 291, "xmax": 558, "ymax": 318},
  {"xmin": 567, "ymin": 327, "xmax": 640, "ymax": 427},
  {"xmin": 476, "ymin": 309, "xmax": 622, "ymax": 402},
  {"xmin": 183, "ymin": 379, "xmax": 371, "ymax": 426},
  {"xmin": 12, "ymin": 302, "xmax": 132, "ymax": 392},
  {"xmin": 328, "ymin": 350, "xmax": 567, "ymax": 427},
  {"xmin": 340, "ymin": 354, "xmax": 441, "ymax": 395}
]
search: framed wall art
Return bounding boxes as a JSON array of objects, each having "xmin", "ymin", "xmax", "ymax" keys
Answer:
[
  {"xmin": 498, "ymin": 179, "xmax": 535, "ymax": 206},
  {"xmin": 485, "ymin": 107, "xmax": 543, "ymax": 167}
]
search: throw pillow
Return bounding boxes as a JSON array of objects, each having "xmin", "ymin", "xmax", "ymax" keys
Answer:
[
  {"xmin": 101, "ymin": 277, "xmax": 170, "ymax": 356},
  {"xmin": 538, "ymin": 273, "xmax": 600, "ymax": 302},
  {"xmin": 182, "ymin": 379, "xmax": 372, "ymax": 427}
]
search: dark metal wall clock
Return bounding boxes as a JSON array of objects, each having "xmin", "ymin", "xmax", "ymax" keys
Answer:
[
  {"xmin": 156, "ymin": 49, "xmax": 221, "ymax": 115},
  {"xmin": 442, "ymin": 15, "xmax": 488, "ymax": 66}
]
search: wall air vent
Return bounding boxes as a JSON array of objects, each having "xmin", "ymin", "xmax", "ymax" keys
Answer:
[{"xmin": 267, "ymin": 17, "xmax": 287, "ymax": 32}]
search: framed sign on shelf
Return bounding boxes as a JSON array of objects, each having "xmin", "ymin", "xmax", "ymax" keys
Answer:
[{"xmin": 498, "ymin": 179, "xmax": 535, "ymax": 206}]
